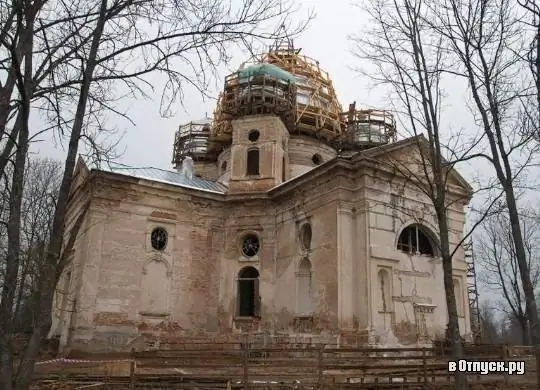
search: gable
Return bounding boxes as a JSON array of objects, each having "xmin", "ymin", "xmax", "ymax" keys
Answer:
[{"xmin": 353, "ymin": 135, "xmax": 473, "ymax": 198}]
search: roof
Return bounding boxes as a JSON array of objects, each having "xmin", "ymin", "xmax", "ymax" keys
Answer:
[
  {"xmin": 238, "ymin": 63, "xmax": 296, "ymax": 84},
  {"xmin": 95, "ymin": 163, "xmax": 227, "ymax": 194}
]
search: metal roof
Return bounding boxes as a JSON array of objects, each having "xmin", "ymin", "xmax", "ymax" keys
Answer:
[
  {"xmin": 97, "ymin": 163, "xmax": 227, "ymax": 194},
  {"xmin": 238, "ymin": 63, "xmax": 296, "ymax": 84}
]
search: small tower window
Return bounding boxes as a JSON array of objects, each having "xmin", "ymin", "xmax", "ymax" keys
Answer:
[
  {"xmin": 312, "ymin": 154, "xmax": 322, "ymax": 165},
  {"xmin": 248, "ymin": 129, "xmax": 260, "ymax": 142},
  {"xmin": 246, "ymin": 149, "xmax": 260, "ymax": 176},
  {"xmin": 151, "ymin": 227, "xmax": 168, "ymax": 251},
  {"xmin": 221, "ymin": 161, "xmax": 227, "ymax": 174},
  {"xmin": 300, "ymin": 223, "xmax": 312, "ymax": 250}
]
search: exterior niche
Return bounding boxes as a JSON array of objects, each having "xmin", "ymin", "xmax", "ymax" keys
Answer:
[{"xmin": 140, "ymin": 256, "xmax": 171, "ymax": 317}]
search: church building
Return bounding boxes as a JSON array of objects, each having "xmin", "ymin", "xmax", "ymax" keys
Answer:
[{"xmin": 49, "ymin": 41, "xmax": 473, "ymax": 352}]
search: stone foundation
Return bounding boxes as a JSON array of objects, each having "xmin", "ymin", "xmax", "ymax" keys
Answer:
[{"xmin": 65, "ymin": 328, "xmax": 377, "ymax": 354}]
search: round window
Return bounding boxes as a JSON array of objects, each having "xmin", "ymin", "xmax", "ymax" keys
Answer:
[
  {"xmin": 248, "ymin": 130, "xmax": 260, "ymax": 142},
  {"xmin": 151, "ymin": 227, "xmax": 168, "ymax": 251},
  {"xmin": 312, "ymin": 154, "xmax": 322, "ymax": 165},
  {"xmin": 242, "ymin": 234, "xmax": 260, "ymax": 257},
  {"xmin": 300, "ymin": 223, "xmax": 312, "ymax": 250}
]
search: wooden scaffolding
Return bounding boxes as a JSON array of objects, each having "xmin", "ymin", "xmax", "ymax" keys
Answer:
[{"xmin": 212, "ymin": 40, "xmax": 345, "ymax": 142}]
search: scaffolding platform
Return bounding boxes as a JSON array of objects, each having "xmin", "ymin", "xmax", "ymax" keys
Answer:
[
  {"xmin": 337, "ymin": 104, "xmax": 397, "ymax": 150},
  {"xmin": 220, "ymin": 70, "xmax": 296, "ymax": 130},
  {"xmin": 172, "ymin": 120, "xmax": 224, "ymax": 167}
]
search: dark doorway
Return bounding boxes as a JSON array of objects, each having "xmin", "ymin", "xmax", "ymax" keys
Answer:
[{"xmin": 237, "ymin": 266, "xmax": 260, "ymax": 317}]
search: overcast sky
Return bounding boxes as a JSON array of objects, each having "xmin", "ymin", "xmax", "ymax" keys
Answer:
[{"xmin": 32, "ymin": 0, "xmax": 380, "ymax": 170}]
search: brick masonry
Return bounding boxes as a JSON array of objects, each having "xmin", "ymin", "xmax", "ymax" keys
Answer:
[{"xmin": 50, "ymin": 121, "xmax": 472, "ymax": 353}]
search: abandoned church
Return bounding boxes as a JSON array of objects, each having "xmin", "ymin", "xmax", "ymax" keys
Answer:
[{"xmin": 49, "ymin": 41, "xmax": 475, "ymax": 352}]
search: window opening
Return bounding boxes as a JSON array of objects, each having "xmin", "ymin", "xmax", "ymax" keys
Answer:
[
  {"xmin": 242, "ymin": 234, "xmax": 260, "ymax": 257},
  {"xmin": 397, "ymin": 224, "xmax": 435, "ymax": 256},
  {"xmin": 300, "ymin": 223, "xmax": 312, "ymax": 250},
  {"xmin": 237, "ymin": 266, "xmax": 260, "ymax": 317},
  {"xmin": 248, "ymin": 129, "xmax": 260, "ymax": 142},
  {"xmin": 151, "ymin": 227, "xmax": 168, "ymax": 251},
  {"xmin": 246, "ymin": 149, "xmax": 260, "ymax": 176}
]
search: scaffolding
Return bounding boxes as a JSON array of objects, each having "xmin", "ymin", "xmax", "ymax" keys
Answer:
[
  {"xmin": 338, "ymin": 102, "xmax": 397, "ymax": 150},
  {"xmin": 213, "ymin": 40, "xmax": 345, "ymax": 142},
  {"xmin": 218, "ymin": 69, "xmax": 296, "ymax": 129},
  {"xmin": 171, "ymin": 119, "xmax": 224, "ymax": 168},
  {"xmin": 464, "ymin": 239, "xmax": 482, "ymax": 342}
]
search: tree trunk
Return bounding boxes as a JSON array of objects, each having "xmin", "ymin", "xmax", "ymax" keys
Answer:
[
  {"xmin": 437, "ymin": 206, "xmax": 467, "ymax": 389},
  {"xmin": 0, "ymin": 6, "xmax": 34, "ymax": 388},
  {"xmin": 504, "ymin": 186, "xmax": 540, "ymax": 375},
  {"xmin": 13, "ymin": 2, "xmax": 108, "ymax": 388}
]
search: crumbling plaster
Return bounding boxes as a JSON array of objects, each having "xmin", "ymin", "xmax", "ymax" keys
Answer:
[{"xmin": 52, "ymin": 140, "xmax": 472, "ymax": 352}]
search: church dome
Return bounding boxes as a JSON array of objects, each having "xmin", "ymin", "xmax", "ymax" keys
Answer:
[
  {"xmin": 237, "ymin": 63, "xmax": 297, "ymax": 84},
  {"xmin": 171, "ymin": 41, "xmax": 397, "ymax": 168},
  {"xmin": 212, "ymin": 41, "xmax": 345, "ymax": 143}
]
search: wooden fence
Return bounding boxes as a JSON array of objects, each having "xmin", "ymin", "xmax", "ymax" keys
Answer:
[{"xmin": 32, "ymin": 343, "xmax": 537, "ymax": 389}]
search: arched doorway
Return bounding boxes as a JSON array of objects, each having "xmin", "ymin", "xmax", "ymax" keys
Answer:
[{"xmin": 237, "ymin": 266, "xmax": 260, "ymax": 317}]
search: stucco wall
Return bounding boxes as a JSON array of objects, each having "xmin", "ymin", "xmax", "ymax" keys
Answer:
[{"xmin": 55, "ymin": 138, "xmax": 473, "ymax": 352}]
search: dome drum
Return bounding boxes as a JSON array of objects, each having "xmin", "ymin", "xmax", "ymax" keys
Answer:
[
  {"xmin": 339, "ymin": 109, "xmax": 397, "ymax": 149},
  {"xmin": 212, "ymin": 42, "xmax": 346, "ymax": 143},
  {"xmin": 219, "ymin": 69, "xmax": 296, "ymax": 131}
]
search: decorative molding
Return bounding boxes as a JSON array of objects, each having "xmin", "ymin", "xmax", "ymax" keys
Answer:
[
  {"xmin": 414, "ymin": 303, "xmax": 436, "ymax": 314},
  {"xmin": 238, "ymin": 255, "xmax": 260, "ymax": 263},
  {"xmin": 293, "ymin": 316, "xmax": 314, "ymax": 333},
  {"xmin": 142, "ymin": 255, "xmax": 172, "ymax": 277},
  {"xmin": 138, "ymin": 311, "xmax": 170, "ymax": 318}
]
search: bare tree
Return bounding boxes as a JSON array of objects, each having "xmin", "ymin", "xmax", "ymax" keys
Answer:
[
  {"xmin": 477, "ymin": 207, "xmax": 540, "ymax": 345},
  {"xmin": 428, "ymin": 0, "xmax": 540, "ymax": 381},
  {"xmin": 478, "ymin": 301, "xmax": 504, "ymax": 343},
  {"xmin": 349, "ymin": 0, "xmax": 502, "ymax": 387},
  {"xmin": 0, "ymin": 156, "xmax": 61, "ymax": 366},
  {"xmin": 0, "ymin": 0, "xmax": 310, "ymax": 388},
  {"xmin": 518, "ymin": 0, "xmax": 540, "ymax": 142}
]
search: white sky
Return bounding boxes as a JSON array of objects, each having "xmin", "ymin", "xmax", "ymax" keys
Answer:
[{"xmin": 33, "ymin": 0, "xmax": 375, "ymax": 169}]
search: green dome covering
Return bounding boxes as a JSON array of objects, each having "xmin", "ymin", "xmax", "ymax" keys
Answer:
[{"xmin": 238, "ymin": 63, "xmax": 296, "ymax": 84}]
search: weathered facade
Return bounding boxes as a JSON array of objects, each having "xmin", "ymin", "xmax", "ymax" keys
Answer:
[{"xmin": 49, "ymin": 44, "xmax": 473, "ymax": 353}]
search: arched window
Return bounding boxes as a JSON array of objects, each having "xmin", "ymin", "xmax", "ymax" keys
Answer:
[
  {"xmin": 246, "ymin": 149, "xmax": 260, "ymax": 176},
  {"xmin": 453, "ymin": 278, "xmax": 463, "ymax": 316},
  {"xmin": 221, "ymin": 161, "xmax": 227, "ymax": 174},
  {"xmin": 378, "ymin": 268, "xmax": 391, "ymax": 312},
  {"xmin": 237, "ymin": 266, "xmax": 260, "ymax": 317},
  {"xmin": 282, "ymin": 156, "xmax": 286, "ymax": 181},
  {"xmin": 397, "ymin": 224, "xmax": 436, "ymax": 256},
  {"xmin": 297, "ymin": 258, "xmax": 312, "ymax": 315}
]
